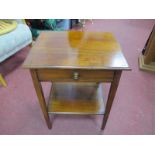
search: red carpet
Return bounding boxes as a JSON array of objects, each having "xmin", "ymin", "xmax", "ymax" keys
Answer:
[{"xmin": 0, "ymin": 19, "xmax": 155, "ymax": 134}]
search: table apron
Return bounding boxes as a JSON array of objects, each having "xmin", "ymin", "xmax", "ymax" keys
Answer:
[{"xmin": 35, "ymin": 69, "xmax": 115, "ymax": 82}]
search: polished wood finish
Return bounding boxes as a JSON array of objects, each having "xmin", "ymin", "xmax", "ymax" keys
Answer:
[
  {"xmin": 101, "ymin": 71, "xmax": 122, "ymax": 130},
  {"xmin": 37, "ymin": 69, "xmax": 114, "ymax": 82},
  {"xmin": 48, "ymin": 83, "xmax": 105, "ymax": 114},
  {"xmin": 139, "ymin": 26, "xmax": 155, "ymax": 72},
  {"xmin": 0, "ymin": 74, "xmax": 7, "ymax": 87},
  {"xmin": 30, "ymin": 70, "xmax": 52, "ymax": 129},
  {"xmin": 23, "ymin": 31, "xmax": 130, "ymax": 130},
  {"xmin": 23, "ymin": 31, "xmax": 130, "ymax": 70},
  {"xmin": 144, "ymin": 26, "xmax": 155, "ymax": 64}
]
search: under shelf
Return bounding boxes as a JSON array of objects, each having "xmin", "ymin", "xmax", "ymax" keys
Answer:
[{"xmin": 48, "ymin": 83, "xmax": 105, "ymax": 115}]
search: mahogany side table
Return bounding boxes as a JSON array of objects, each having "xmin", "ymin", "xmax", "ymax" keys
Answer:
[{"xmin": 23, "ymin": 31, "xmax": 130, "ymax": 130}]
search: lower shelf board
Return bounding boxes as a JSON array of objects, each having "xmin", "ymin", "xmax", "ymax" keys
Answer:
[{"xmin": 48, "ymin": 83, "xmax": 105, "ymax": 115}]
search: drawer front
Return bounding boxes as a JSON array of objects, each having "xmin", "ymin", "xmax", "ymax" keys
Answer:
[{"xmin": 37, "ymin": 69, "xmax": 114, "ymax": 82}]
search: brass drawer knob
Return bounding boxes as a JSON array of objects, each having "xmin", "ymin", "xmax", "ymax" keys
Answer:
[{"xmin": 73, "ymin": 72, "xmax": 79, "ymax": 80}]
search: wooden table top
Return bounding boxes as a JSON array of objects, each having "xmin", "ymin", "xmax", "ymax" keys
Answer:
[{"xmin": 23, "ymin": 31, "xmax": 130, "ymax": 70}]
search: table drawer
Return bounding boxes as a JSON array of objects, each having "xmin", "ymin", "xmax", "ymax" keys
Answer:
[{"xmin": 37, "ymin": 69, "xmax": 114, "ymax": 82}]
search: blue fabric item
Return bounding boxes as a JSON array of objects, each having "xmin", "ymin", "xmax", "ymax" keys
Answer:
[
  {"xmin": 57, "ymin": 19, "xmax": 70, "ymax": 30},
  {"xmin": 43, "ymin": 19, "xmax": 70, "ymax": 30},
  {"xmin": 30, "ymin": 19, "xmax": 71, "ymax": 38},
  {"xmin": 0, "ymin": 23, "xmax": 32, "ymax": 63}
]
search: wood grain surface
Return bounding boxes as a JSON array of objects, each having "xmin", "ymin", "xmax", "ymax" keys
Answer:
[
  {"xmin": 48, "ymin": 83, "xmax": 105, "ymax": 114},
  {"xmin": 23, "ymin": 31, "xmax": 130, "ymax": 70}
]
